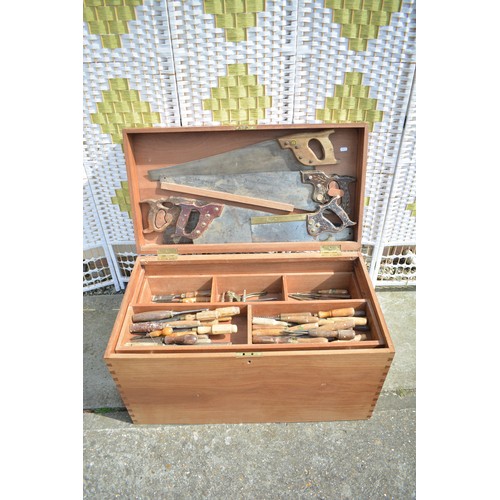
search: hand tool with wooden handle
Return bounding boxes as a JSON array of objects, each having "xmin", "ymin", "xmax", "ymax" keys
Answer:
[
  {"xmin": 275, "ymin": 314, "xmax": 318, "ymax": 324},
  {"xmin": 308, "ymin": 328, "xmax": 356, "ymax": 340},
  {"xmin": 197, "ymin": 324, "xmax": 238, "ymax": 335},
  {"xmin": 301, "ymin": 172, "xmax": 356, "ymax": 211},
  {"xmin": 318, "ymin": 307, "xmax": 355, "ymax": 318},
  {"xmin": 252, "ymin": 317, "xmax": 289, "ymax": 326},
  {"xmin": 195, "ymin": 307, "xmax": 241, "ymax": 321},
  {"xmin": 163, "ymin": 334, "xmax": 198, "ymax": 345},
  {"xmin": 251, "ymin": 328, "xmax": 287, "ymax": 336},
  {"xmin": 148, "ymin": 130, "xmax": 338, "ymax": 182},
  {"xmin": 130, "ymin": 320, "xmax": 202, "ymax": 333},
  {"xmin": 152, "ymin": 291, "xmax": 211, "ymax": 303},
  {"xmin": 132, "ymin": 309, "xmax": 208, "ymax": 323},
  {"xmin": 140, "ymin": 197, "xmax": 223, "ymax": 240},
  {"xmin": 252, "ymin": 335, "xmax": 295, "ymax": 344},
  {"xmin": 311, "ymin": 318, "xmax": 356, "ymax": 331},
  {"xmin": 319, "ymin": 317, "xmax": 367, "ymax": 326}
]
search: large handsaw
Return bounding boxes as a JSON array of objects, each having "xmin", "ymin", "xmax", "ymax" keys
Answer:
[{"xmin": 148, "ymin": 130, "xmax": 338, "ymax": 181}]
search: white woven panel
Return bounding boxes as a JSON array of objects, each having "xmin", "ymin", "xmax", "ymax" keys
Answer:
[
  {"xmin": 83, "ymin": 164, "xmax": 120, "ymax": 291},
  {"xmin": 381, "ymin": 78, "xmax": 416, "ymax": 246},
  {"xmin": 163, "ymin": 0, "xmax": 299, "ymax": 126}
]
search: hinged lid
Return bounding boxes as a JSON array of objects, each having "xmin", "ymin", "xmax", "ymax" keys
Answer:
[{"xmin": 124, "ymin": 124, "xmax": 368, "ymax": 256}]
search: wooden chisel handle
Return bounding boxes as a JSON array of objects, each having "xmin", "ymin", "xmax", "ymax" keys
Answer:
[
  {"xmin": 132, "ymin": 311, "xmax": 173, "ymax": 323},
  {"xmin": 295, "ymin": 337, "xmax": 329, "ymax": 344},
  {"xmin": 308, "ymin": 328, "xmax": 355, "ymax": 340},
  {"xmin": 252, "ymin": 317, "xmax": 289, "ymax": 326},
  {"xmin": 196, "ymin": 307, "xmax": 240, "ymax": 321},
  {"xmin": 314, "ymin": 318, "xmax": 356, "ymax": 331},
  {"xmin": 318, "ymin": 307, "xmax": 355, "ymax": 318},
  {"xmin": 252, "ymin": 335, "xmax": 293, "ymax": 344},
  {"xmin": 163, "ymin": 334, "xmax": 198, "ymax": 345},
  {"xmin": 279, "ymin": 315, "xmax": 318, "ymax": 324},
  {"xmin": 252, "ymin": 328, "xmax": 286, "ymax": 336},
  {"xmin": 148, "ymin": 327, "xmax": 174, "ymax": 337},
  {"xmin": 278, "ymin": 312, "xmax": 312, "ymax": 320},
  {"xmin": 167, "ymin": 320, "xmax": 202, "ymax": 328},
  {"xmin": 130, "ymin": 321, "xmax": 173, "ymax": 333},
  {"xmin": 286, "ymin": 323, "xmax": 319, "ymax": 331},
  {"xmin": 197, "ymin": 324, "xmax": 238, "ymax": 335},
  {"xmin": 319, "ymin": 317, "xmax": 367, "ymax": 326},
  {"xmin": 250, "ymin": 323, "xmax": 288, "ymax": 330}
]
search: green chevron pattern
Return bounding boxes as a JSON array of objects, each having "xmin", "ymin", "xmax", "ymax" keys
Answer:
[
  {"xmin": 325, "ymin": 0, "xmax": 402, "ymax": 51},
  {"xmin": 203, "ymin": 0, "xmax": 266, "ymax": 42},
  {"xmin": 203, "ymin": 64, "xmax": 272, "ymax": 125},
  {"xmin": 316, "ymin": 72, "xmax": 383, "ymax": 131},
  {"xmin": 90, "ymin": 78, "xmax": 161, "ymax": 144},
  {"xmin": 83, "ymin": 0, "xmax": 144, "ymax": 49},
  {"xmin": 111, "ymin": 181, "xmax": 131, "ymax": 216}
]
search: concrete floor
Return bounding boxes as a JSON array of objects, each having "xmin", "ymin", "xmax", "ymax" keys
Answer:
[{"xmin": 83, "ymin": 289, "xmax": 416, "ymax": 499}]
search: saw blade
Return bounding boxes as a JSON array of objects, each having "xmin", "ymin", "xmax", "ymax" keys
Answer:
[{"xmin": 148, "ymin": 140, "xmax": 314, "ymax": 180}]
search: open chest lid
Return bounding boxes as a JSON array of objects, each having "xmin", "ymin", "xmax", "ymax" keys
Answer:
[{"xmin": 124, "ymin": 124, "xmax": 368, "ymax": 256}]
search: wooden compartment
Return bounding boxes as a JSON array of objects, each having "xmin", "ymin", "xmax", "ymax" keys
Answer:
[{"xmin": 104, "ymin": 124, "xmax": 395, "ymax": 424}]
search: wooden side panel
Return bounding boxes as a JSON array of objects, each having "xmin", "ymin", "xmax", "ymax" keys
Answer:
[{"xmin": 106, "ymin": 350, "xmax": 393, "ymax": 424}]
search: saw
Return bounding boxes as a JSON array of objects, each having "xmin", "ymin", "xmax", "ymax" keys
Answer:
[{"xmin": 148, "ymin": 129, "xmax": 338, "ymax": 181}]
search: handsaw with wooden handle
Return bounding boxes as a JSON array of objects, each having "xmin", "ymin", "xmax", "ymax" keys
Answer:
[{"xmin": 147, "ymin": 130, "xmax": 338, "ymax": 181}]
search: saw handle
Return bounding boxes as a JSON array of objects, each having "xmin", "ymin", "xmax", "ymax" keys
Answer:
[{"xmin": 278, "ymin": 130, "xmax": 338, "ymax": 166}]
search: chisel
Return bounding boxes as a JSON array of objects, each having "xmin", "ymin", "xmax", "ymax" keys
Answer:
[{"xmin": 131, "ymin": 309, "xmax": 208, "ymax": 323}]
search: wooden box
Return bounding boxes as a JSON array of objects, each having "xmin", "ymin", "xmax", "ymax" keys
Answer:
[{"xmin": 104, "ymin": 124, "xmax": 394, "ymax": 424}]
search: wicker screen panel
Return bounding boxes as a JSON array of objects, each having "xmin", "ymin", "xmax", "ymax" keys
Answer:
[
  {"xmin": 380, "ymin": 79, "xmax": 416, "ymax": 246},
  {"xmin": 163, "ymin": 0, "xmax": 299, "ymax": 126},
  {"xmin": 294, "ymin": 0, "xmax": 416, "ymax": 134},
  {"xmin": 83, "ymin": 164, "xmax": 120, "ymax": 291}
]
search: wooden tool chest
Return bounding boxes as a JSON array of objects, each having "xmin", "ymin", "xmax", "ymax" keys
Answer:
[{"xmin": 104, "ymin": 124, "xmax": 395, "ymax": 424}]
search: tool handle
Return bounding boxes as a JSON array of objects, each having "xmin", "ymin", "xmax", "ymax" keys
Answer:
[
  {"xmin": 277, "ymin": 130, "xmax": 338, "ymax": 166},
  {"xmin": 252, "ymin": 317, "xmax": 289, "ymax": 326},
  {"xmin": 174, "ymin": 201, "xmax": 224, "ymax": 240},
  {"xmin": 252, "ymin": 335, "xmax": 293, "ymax": 344},
  {"xmin": 313, "ymin": 319, "xmax": 356, "ymax": 332},
  {"xmin": 319, "ymin": 317, "xmax": 367, "ymax": 326},
  {"xmin": 132, "ymin": 310, "xmax": 174, "ymax": 323},
  {"xmin": 318, "ymin": 307, "xmax": 355, "ymax": 318},
  {"xmin": 163, "ymin": 334, "xmax": 198, "ymax": 345},
  {"xmin": 197, "ymin": 324, "xmax": 238, "ymax": 335},
  {"xmin": 140, "ymin": 199, "xmax": 177, "ymax": 234},
  {"xmin": 252, "ymin": 328, "xmax": 286, "ymax": 336},
  {"xmin": 278, "ymin": 314, "xmax": 318, "ymax": 324},
  {"xmin": 307, "ymin": 195, "xmax": 356, "ymax": 236},
  {"xmin": 308, "ymin": 327, "xmax": 355, "ymax": 339}
]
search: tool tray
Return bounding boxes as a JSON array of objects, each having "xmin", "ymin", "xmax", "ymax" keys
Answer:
[{"xmin": 104, "ymin": 124, "xmax": 395, "ymax": 424}]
